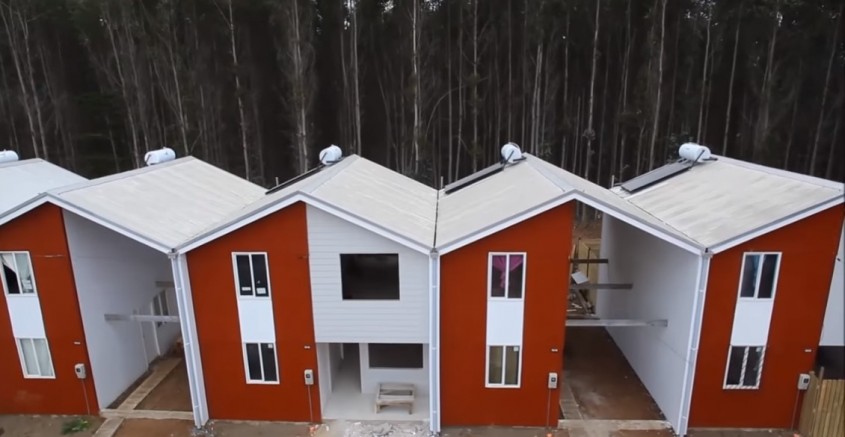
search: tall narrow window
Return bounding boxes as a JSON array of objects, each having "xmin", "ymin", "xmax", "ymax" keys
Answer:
[
  {"xmin": 724, "ymin": 346, "xmax": 765, "ymax": 389},
  {"xmin": 244, "ymin": 342, "xmax": 278, "ymax": 383},
  {"xmin": 152, "ymin": 290, "xmax": 170, "ymax": 327},
  {"xmin": 487, "ymin": 345, "xmax": 521, "ymax": 387},
  {"xmin": 17, "ymin": 338, "xmax": 54, "ymax": 378},
  {"xmin": 1, "ymin": 252, "xmax": 36, "ymax": 295},
  {"xmin": 738, "ymin": 253, "xmax": 780, "ymax": 299},
  {"xmin": 233, "ymin": 253, "xmax": 271, "ymax": 297},
  {"xmin": 489, "ymin": 253, "xmax": 525, "ymax": 299}
]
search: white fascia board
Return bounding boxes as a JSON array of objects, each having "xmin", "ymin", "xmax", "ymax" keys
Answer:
[
  {"xmin": 708, "ymin": 197, "xmax": 844, "ymax": 254},
  {"xmin": 0, "ymin": 194, "xmax": 171, "ymax": 253},
  {"xmin": 177, "ymin": 193, "xmax": 432, "ymax": 255},
  {"xmin": 677, "ymin": 253, "xmax": 711, "ymax": 436},
  {"xmin": 571, "ymin": 192, "xmax": 704, "ymax": 255},
  {"xmin": 435, "ymin": 194, "xmax": 575, "ymax": 255}
]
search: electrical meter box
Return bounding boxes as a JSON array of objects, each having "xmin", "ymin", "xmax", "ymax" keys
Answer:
[
  {"xmin": 798, "ymin": 373, "xmax": 811, "ymax": 390},
  {"xmin": 548, "ymin": 372, "xmax": 558, "ymax": 389},
  {"xmin": 74, "ymin": 363, "xmax": 87, "ymax": 379},
  {"xmin": 304, "ymin": 369, "xmax": 314, "ymax": 386}
]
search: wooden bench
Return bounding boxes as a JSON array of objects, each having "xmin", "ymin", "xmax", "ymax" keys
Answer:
[{"xmin": 375, "ymin": 382, "xmax": 415, "ymax": 414}]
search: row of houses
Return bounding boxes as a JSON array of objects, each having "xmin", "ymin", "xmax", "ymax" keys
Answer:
[{"xmin": 0, "ymin": 144, "xmax": 842, "ymax": 435}]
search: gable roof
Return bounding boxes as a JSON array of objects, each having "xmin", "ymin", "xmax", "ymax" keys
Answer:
[
  {"xmin": 179, "ymin": 155, "xmax": 438, "ymax": 254},
  {"xmin": 435, "ymin": 154, "xmax": 704, "ymax": 254},
  {"xmin": 0, "ymin": 158, "xmax": 86, "ymax": 214},
  {"xmin": 612, "ymin": 155, "xmax": 844, "ymax": 252},
  {"xmin": 0, "ymin": 157, "xmax": 266, "ymax": 252}
]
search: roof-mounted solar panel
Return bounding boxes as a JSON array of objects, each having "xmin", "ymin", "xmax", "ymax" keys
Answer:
[
  {"xmin": 266, "ymin": 165, "xmax": 325, "ymax": 194},
  {"xmin": 620, "ymin": 161, "xmax": 691, "ymax": 193},
  {"xmin": 443, "ymin": 163, "xmax": 505, "ymax": 194}
]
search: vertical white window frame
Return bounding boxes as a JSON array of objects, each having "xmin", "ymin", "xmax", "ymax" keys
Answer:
[
  {"xmin": 1, "ymin": 251, "xmax": 38, "ymax": 295},
  {"xmin": 737, "ymin": 252, "xmax": 782, "ymax": 300},
  {"xmin": 487, "ymin": 252, "xmax": 527, "ymax": 300},
  {"xmin": 152, "ymin": 290, "xmax": 169, "ymax": 328},
  {"xmin": 242, "ymin": 342, "xmax": 280, "ymax": 384},
  {"xmin": 231, "ymin": 252, "xmax": 272, "ymax": 299},
  {"xmin": 15, "ymin": 337, "xmax": 55, "ymax": 379},
  {"xmin": 485, "ymin": 344, "xmax": 523, "ymax": 388},
  {"xmin": 723, "ymin": 345, "xmax": 766, "ymax": 389}
]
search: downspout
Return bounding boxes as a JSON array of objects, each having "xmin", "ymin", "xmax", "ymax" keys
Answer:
[
  {"xmin": 428, "ymin": 250, "xmax": 441, "ymax": 433},
  {"xmin": 169, "ymin": 251, "xmax": 209, "ymax": 429},
  {"xmin": 677, "ymin": 249, "xmax": 712, "ymax": 435}
]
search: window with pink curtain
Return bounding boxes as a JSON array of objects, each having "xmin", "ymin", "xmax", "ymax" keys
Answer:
[{"xmin": 489, "ymin": 253, "xmax": 525, "ymax": 298}]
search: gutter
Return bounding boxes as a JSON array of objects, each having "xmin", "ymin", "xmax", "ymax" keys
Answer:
[
  {"xmin": 429, "ymin": 186, "xmax": 442, "ymax": 434},
  {"xmin": 677, "ymin": 251, "xmax": 712, "ymax": 435}
]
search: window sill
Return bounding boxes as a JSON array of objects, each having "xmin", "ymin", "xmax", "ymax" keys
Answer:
[
  {"xmin": 23, "ymin": 374, "xmax": 56, "ymax": 380},
  {"xmin": 485, "ymin": 383, "xmax": 521, "ymax": 389},
  {"xmin": 722, "ymin": 385, "xmax": 760, "ymax": 390},
  {"xmin": 246, "ymin": 379, "xmax": 280, "ymax": 385}
]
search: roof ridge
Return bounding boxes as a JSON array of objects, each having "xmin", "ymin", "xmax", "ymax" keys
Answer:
[
  {"xmin": 715, "ymin": 155, "xmax": 844, "ymax": 191},
  {"xmin": 51, "ymin": 156, "xmax": 195, "ymax": 195}
]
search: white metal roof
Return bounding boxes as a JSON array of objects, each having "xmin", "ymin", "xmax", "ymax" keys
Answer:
[
  {"xmin": 36, "ymin": 157, "xmax": 265, "ymax": 251},
  {"xmin": 0, "ymin": 159, "xmax": 86, "ymax": 214},
  {"xmin": 613, "ymin": 156, "xmax": 845, "ymax": 249},
  {"xmin": 435, "ymin": 155, "xmax": 702, "ymax": 253},
  {"xmin": 185, "ymin": 155, "xmax": 438, "ymax": 252}
]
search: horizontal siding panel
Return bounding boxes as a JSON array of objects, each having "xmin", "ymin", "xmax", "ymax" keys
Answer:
[{"xmin": 306, "ymin": 206, "xmax": 429, "ymax": 344}]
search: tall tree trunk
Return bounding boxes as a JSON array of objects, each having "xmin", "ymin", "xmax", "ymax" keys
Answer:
[
  {"xmin": 696, "ymin": 5, "xmax": 711, "ymax": 143},
  {"xmin": 471, "ymin": 0, "xmax": 479, "ymax": 171},
  {"xmin": 825, "ymin": 112, "xmax": 841, "ymax": 180},
  {"xmin": 583, "ymin": 0, "xmax": 600, "ymax": 184},
  {"xmin": 412, "ymin": 0, "xmax": 421, "ymax": 173},
  {"xmin": 647, "ymin": 0, "xmax": 667, "ymax": 170},
  {"xmin": 753, "ymin": 1, "xmax": 780, "ymax": 163},
  {"xmin": 722, "ymin": 7, "xmax": 742, "ymax": 155},
  {"xmin": 809, "ymin": 3, "xmax": 842, "ymax": 175},
  {"xmin": 224, "ymin": 0, "xmax": 250, "ymax": 179},
  {"xmin": 560, "ymin": 12, "xmax": 570, "ymax": 167}
]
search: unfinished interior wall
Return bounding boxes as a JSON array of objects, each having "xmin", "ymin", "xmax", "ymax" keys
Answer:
[
  {"xmin": 596, "ymin": 215, "xmax": 699, "ymax": 432},
  {"xmin": 358, "ymin": 343, "xmax": 429, "ymax": 394},
  {"xmin": 316, "ymin": 343, "xmax": 331, "ymax": 410},
  {"xmin": 63, "ymin": 211, "xmax": 174, "ymax": 409},
  {"xmin": 305, "ymin": 205, "xmax": 429, "ymax": 343}
]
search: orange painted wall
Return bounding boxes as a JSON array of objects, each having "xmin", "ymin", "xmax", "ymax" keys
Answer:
[
  {"xmin": 0, "ymin": 204, "xmax": 98, "ymax": 414},
  {"xmin": 440, "ymin": 203, "xmax": 572, "ymax": 426},
  {"xmin": 690, "ymin": 206, "xmax": 844, "ymax": 428},
  {"xmin": 187, "ymin": 202, "xmax": 321, "ymax": 421}
]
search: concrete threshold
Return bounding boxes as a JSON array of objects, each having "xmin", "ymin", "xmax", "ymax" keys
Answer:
[
  {"xmin": 558, "ymin": 419, "xmax": 672, "ymax": 431},
  {"xmin": 101, "ymin": 409, "xmax": 193, "ymax": 420}
]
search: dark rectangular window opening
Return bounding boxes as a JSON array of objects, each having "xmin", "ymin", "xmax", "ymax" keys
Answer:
[
  {"xmin": 245, "ymin": 342, "xmax": 278, "ymax": 383},
  {"xmin": 341, "ymin": 254, "xmax": 400, "ymax": 300},
  {"xmin": 368, "ymin": 343, "xmax": 423, "ymax": 369}
]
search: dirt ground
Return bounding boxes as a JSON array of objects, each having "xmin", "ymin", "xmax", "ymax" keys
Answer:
[
  {"xmin": 136, "ymin": 360, "xmax": 192, "ymax": 411},
  {"xmin": 0, "ymin": 415, "xmax": 103, "ymax": 437},
  {"xmin": 563, "ymin": 327, "xmax": 664, "ymax": 420}
]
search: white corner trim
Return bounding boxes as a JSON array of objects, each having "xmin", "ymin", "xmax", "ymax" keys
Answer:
[
  {"xmin": 708, "ymin": 197, "xmax": 844, "ymax": 254},
  {"xmin": 677, "ymin": 254, "xmax": 711, "ymax": 436},
  {"xmin": 170, "ymin": 254, "xmax": 209, "ymax": 428},
  {"xmin": 428, "ymin": 253, "xmax": 441, "ymax": 433}
]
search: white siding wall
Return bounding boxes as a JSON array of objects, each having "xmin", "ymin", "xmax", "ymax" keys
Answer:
[
  {"xmin": 306, "ymin": 206, "xmax": 429, "ymax": 343},
  {"xmin": 63, "ymin": 211, "xmax": 175, "ymax": 409},
  {"xmin": 595, "ymin": 216, "xmax": 699, "ymax": 433},
  {"xmin": 820, "ymin": 226, "xmax": 844, "ymax": 346},
  {"xmin": 316, "ymin": 343, "xmax": 331, "ymax": 410},
  {"xmin": 358, "ymin": 343, "xmax": 429, "ymax": 394}
]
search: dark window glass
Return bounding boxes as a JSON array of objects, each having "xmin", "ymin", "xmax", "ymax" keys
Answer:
[
  {"xmin": 252, "ymin": 254, "xmax": 269, "ymax": 297},
  {"xmin": 261, "ymin": 343, "xmax": 277, "ymax": 382},
  {"xmin": 725, "ymin": 346, "xmax": 744, "ymax": 385},
  {"xmin": 340, "ymin": 254, "xmax": 400, "ymax": 300},
  {"xmin": 488, "ymin": 346, "xmax": 503, "ymax": 384},
  {"xmin": 368, "ymin": 343, "xmax": 423, "ymax": 368},
  {"xmin": 740, "ymin": 255, "xmax": 758, "ymax": 297},
  {"xmin": 743, "ymin": 347, "xmax": 763, "ymax": 387},
  {"xmin": 504, "ymin": 346, "xmax": 520, "ymax": 385},
  {"xmin": 2, "ymin": 264, "xmax": 20, "ymax": 294},
  {"xmin": 246, "ymin": 343, "xmax": 262, "ymax": 380},
  {"xmin": 236, "ymin": 255, "xmax": 253, "ymax": 296},
  {"xmin": 490, "ymin": 255, "xmax": 506, "ymax": 297},
  {"xmin": 757, "ymin": 255, "xmax": 778, "ymax": 299},
  {"xmin": 507, "ymin": 256, "xmax": 524, "ymax": 299}
]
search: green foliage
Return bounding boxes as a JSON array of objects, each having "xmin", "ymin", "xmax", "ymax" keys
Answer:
[{"xmin": 61, "ymin": 418, "xmax": 90, "ymax": 435}]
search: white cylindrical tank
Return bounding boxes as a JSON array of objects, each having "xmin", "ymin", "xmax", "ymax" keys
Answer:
[
  {"xmin": 679, "ymin": 142, "xmax": 711, "ymax": 161},
  {"xmin": 0, "ymin": 150, "xmax": 19, "ymax": 164},
  {"xmin": 319, "ymin": 144, "xmax": 343, "ymax": 165},
  {"xmin": 501, "ymin": 142, "xmax": 523, "ymax": 163},
  {"xmin": 144, "ymin": 147, "xmax": 176, "ymax": 166}
]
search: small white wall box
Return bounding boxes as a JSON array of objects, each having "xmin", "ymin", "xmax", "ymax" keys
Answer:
[
  {"xmin": 74, "ymin": 363, "xmax": 87, "ymax": 379},
  {"xmin": 304, "ymin": 369, "xmax": 314, "ymax": 386},
  {"xmin": 548, "ymin": 372, "xmax": 558, "ymax": 389},
  {"xmin": 798, "ymin": 373, "xmax": 811, "ymax": 390}
]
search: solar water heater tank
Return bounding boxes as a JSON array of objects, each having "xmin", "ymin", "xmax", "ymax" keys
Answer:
[
  {"xmin": 679, "ymin": 142, "xmax": 711, "ymax": 162},
  {"xmin": 501, "ymin": 142, "xmax": 523, "ymax": 163},
  {"xmin": 0, "ymin": 150, "xmax": 19, "ymax": 164},
  {"xmin": 144, "ymin": 147, "xmax": 176, "ymax": 166}
]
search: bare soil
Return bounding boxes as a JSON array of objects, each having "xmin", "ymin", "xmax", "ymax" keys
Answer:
[
  {"xmin": 442, "ymin": 427, "xmax": 569, "ymax": 436},
  {"xmin": 563, "ymin": 327, "xmax": 664, "ymax": 420},
  {"xmin": 135, "ymin": 360, "xmax": 192, "ymax": 411},
  {"xmin": 0, "ymin": 415, "xmax": 103, "ymax": 437},
  {"xmin": 113, "ymin": 419, "xmax": 193, "ymax": 436}
]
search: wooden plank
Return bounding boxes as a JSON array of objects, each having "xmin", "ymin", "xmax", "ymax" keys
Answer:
[
  {"xmin": 566, "ymin": 319, "xmax": 667, "ymax": 327},
  {"xmin": 813, "ymin": 377, "xmax": 831, "ymax": 437},
  {"xmin": 799, "ymin": 372, "xmax": 819, "ymax": 435},
  {"xmin": 569, "ymin": 258, "xmax": 610, "ymax": 264},
  {"xmin": 105, "ymin": 314, "xmax": 180, "ymax": 323},
  {"xmin": 570, "ymin": 283, "xmax": 633, "ymax": 290}
]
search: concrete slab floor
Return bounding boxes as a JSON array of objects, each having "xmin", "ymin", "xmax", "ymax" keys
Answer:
[
  {"xmin": 136, "ymin": 359, "xmax": 192, "ymax": 411},
  {"xmin": 563, "ymin": 327, "xmax": 664, "ymax": 420}
]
